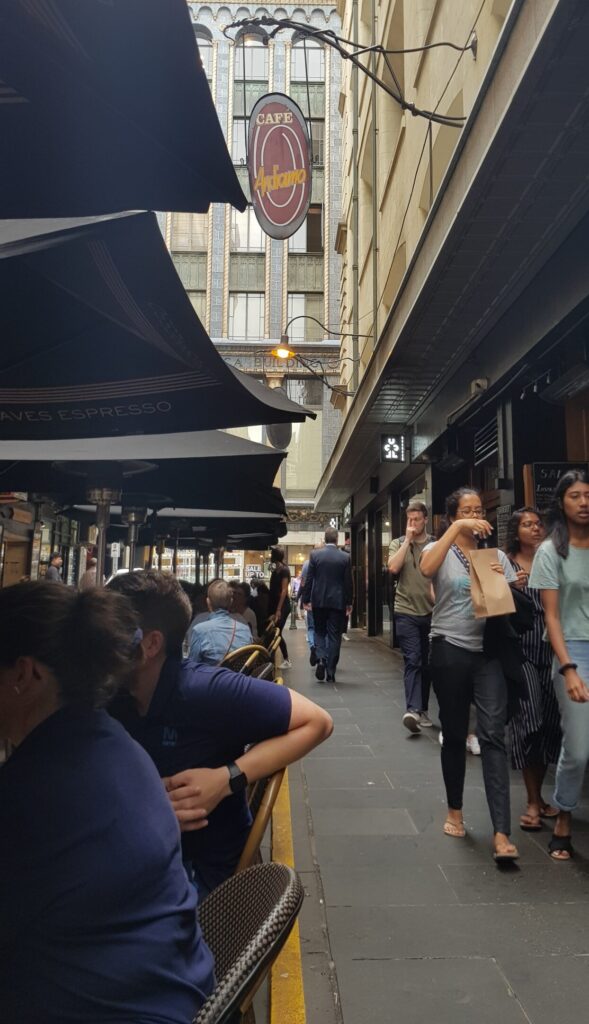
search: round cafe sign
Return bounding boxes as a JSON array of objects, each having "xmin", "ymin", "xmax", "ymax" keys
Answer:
[{"xmin": 248, "ymin": 93, "xmax": 312, "ymax": 241}]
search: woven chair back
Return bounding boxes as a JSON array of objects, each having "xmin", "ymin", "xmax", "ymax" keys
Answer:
[{"xmin": 194, "ymin": 862, "xmax": 304, "ymax": 1024}]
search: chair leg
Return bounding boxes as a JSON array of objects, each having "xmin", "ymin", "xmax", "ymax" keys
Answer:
[{"xmin": 241, "ymin": 1006, "xmax": 256, "ymax": 1024}]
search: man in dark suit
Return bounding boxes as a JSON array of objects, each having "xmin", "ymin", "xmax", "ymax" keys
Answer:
[{"xmin": 302, "ymin": 527, "xmax": 353, "ymax": 683}]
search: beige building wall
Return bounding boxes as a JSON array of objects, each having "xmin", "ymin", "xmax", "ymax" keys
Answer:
[{"xmin": 337, "ymin": 0, "xmax": 514, "ymax": 396}]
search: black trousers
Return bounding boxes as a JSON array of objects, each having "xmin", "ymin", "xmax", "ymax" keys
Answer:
[
  {"xmin": 430, "ymin": 638, "xmax": 511, "ymax": 835},
  {"xmin": 275, "ymin": 600, "xmax": 291, "ymax": 659},
  {"xmin": 313, "ymin": 607, "xmax": 346, "ymax": 676}
]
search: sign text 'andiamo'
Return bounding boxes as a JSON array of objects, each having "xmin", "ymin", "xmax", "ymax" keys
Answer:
[{"xmin": 248, "ymin": 93, "xmax": 312, "ymax": 240}]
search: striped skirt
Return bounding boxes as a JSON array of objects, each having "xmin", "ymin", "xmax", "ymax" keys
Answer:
[{"xmin": 509, "ymin": 659, "xmax": 562, "ymax": 770}]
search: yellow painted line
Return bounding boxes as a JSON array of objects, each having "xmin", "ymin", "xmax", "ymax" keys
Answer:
[{"xmin": 270, "ymin": 765, "xmax": 307, "ymax": 1024}]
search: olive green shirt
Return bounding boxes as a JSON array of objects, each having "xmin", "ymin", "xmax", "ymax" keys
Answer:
[{"xmin": 388, "ymin": 536, "xmax": 434, "ymax": 618}]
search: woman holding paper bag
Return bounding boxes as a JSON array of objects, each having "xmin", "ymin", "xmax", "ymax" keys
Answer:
[
  {"xmin": 529, "ymin": 469, "xmax": 589, "ymax": 861},
  {"xmin": 421, "ymin": 487, "xmax": 519, "ymax": 861}
]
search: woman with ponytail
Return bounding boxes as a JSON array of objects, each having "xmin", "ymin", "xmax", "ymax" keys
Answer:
[{"xmin": 0, "ymin": 582, "xmax": 214, "ymax": 1023}]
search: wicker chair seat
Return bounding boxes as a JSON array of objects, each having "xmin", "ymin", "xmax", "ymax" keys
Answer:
[{"xmin": 194, "ymin": 862, "xmax": 304, "ymax": 1024}]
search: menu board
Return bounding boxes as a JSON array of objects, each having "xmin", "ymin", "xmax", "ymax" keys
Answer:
[
  {"xmin": 495, "ymin": 504, "xmax": 513, "ymax": 550},
  {"xmin": 532, "ymin": 462, "xmax": 589, "ymax": 510}
]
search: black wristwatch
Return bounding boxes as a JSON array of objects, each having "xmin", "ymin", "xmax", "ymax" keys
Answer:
[
  {"xmin": 558, "ymin": 662, "xmax": 578, "ymax": 676},
  {"xmin": 227, "ymin": 761, "xmax": 248, "ymax": 795}
]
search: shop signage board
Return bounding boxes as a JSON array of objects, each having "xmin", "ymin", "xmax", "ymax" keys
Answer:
[
  {"xmin": 531, "ymin": 462, "xmax": 589, "ymax": 509},
  {"xmin": 248, "ymin": 93, "xmax": 312, "ymax": 240},
  {"xmin": 380, "ymin": 435, "xmax": 407, "ymax": 463}
]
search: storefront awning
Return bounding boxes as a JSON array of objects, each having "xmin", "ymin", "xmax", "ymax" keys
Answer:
[
  {"xmin": 0, "ymin": 0, "xmax": 246, "ymax": 215},
  {"xmin": 0, "ymin": 213, "xmax": 313, "ymax": 439},
  {"xmin": 0, "ymin": 431, "xmax": 287, "ymax": 516}
]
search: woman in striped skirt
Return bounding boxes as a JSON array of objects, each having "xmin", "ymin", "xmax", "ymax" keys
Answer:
[{"xmin": 505, "ymin": 508, "xmax": 562, "ymax": 830}]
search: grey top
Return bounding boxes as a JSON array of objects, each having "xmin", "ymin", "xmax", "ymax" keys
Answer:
[
  {"xmin": 529, "ymin": 538, "xmax": 589, "ymax": 641},
  {"xmin": 45, "ymin": 564, "xmax": 62, "ymax": 583},
  {"xmin": 424, "ymin": 543, "xmax": 516, "ymax": 652}
]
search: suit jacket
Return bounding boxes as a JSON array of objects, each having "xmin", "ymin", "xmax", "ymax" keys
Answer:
[{"xmin": 302, "ymin": 545, "xmax": 353, "ymax": 611}]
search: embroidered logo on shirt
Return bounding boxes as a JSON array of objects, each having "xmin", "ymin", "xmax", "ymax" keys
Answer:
[{"xmin": 162, "ymin": 726, "xmax": 178, "ymax": 748}]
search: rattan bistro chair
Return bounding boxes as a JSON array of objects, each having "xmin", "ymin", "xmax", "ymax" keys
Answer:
[
  {"xmin": 194, "ymin": 862, "xmax": 304, "ymax": 1024},
  {"xmin": 220, "ymin": 644, "xmax": 271, "ymax": 676},
  {"xmin": 259, "ymin": 621, "xmax": 277, "ymax": 650},
  {"xmin": 236, "ymin": 769, "xmax": 285, "ymax": 873},
  {"xmin": 248, "ymin": 660, "xmax": 275, "ymax": 681}
]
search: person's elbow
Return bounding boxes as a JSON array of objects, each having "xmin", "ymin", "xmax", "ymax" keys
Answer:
[
  {"xmin": 317, "ymin": 706, "xmax": 334, "ymax": 741},
  {"xmin": 306, "ymin": 705, "xmax": 334, "ymax": 747}
]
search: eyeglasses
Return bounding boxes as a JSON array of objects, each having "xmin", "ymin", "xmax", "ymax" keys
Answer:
[{"xmin": 456, "ymin": 507, "xmax": 485, "ymax": 517}]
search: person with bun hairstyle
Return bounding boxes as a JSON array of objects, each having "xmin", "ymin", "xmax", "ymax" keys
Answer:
[
  {"xmin": 0, "ymin": 582, "xmax": 214, "ymax": 1024},
  {"xmin": 529, "ymin": 469, "xmax": 589, "ymax": 860},
  {"xmin": 421, "ymin": 487, "xmax": 519, "ymax": 861}
]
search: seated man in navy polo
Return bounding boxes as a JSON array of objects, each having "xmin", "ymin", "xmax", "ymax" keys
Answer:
[
  {"xmin": 108, "ymin": 571, "xmax": 333, "ymax": 898},
  {"xmin": 189, "ymin": 579, "xmax": 251, "ymax": 665}
]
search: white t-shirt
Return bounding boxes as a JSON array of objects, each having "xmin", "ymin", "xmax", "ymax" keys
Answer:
[{"xmin": 424, "ymin": 543, "xmax": 516, "ymax": 652}]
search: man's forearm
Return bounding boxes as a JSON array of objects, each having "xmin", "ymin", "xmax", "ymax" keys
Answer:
[{"xmin": 388, "ymin": 540, "xmax": 410, "ymax": 575}]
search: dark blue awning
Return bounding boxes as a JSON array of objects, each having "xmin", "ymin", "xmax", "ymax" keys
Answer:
[
  {"xmin": 0, "ymin": 213, "xmax": 312, "ymax": 439},
  {"xmin": 0, "ymin": 431, "xmax": 287, "ymax": 516},
  {"xmin": 0, "ymin": 0, "xmax": 246, "ymax": 215}
]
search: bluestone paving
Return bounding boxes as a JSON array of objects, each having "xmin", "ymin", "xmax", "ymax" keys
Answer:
[{"xmin": 285, "ymin": 626, "xmax": 589, "ymax": 1024}]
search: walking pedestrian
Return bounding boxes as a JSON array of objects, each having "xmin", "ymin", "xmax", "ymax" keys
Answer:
[
  {"xmin": 388, "ymin": 501, "xmax": 435, "ymax": 734},
  {"xmin": 504, "ymin": 508, "xmax": 561, "ymax": 830},
  {"xmin": 268, "ymin": 547, "xmax": 292, "ymax": 668},
  {"xmin": 45, "ymin": 551, "xmax": 63, "ymax": 583},
  {"xmin": 302, "ymin": 527, "xmax": 353, "ymax": 683},
  {"xmin": 528, "ymin": 469, "xmax": 589, "ymax": 860},
  {"xmin": 421, "ymin": 487, "xmax": 519, "ymax": 861},
  {"xmin": 300, "ymin": 544, "xmax": 322, "ymax": 666}
]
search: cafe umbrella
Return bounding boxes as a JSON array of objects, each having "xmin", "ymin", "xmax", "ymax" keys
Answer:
[
  {"xmin": 0, "ymin": 212, "xmax": 313, "ymax": 440},
  {"xmin": 0, "ymin": 431, "xmax": 287, "ymax": 581},
  {"xmin": 0, "ymin": 0, "xmax": 246, "ymax": 216}
]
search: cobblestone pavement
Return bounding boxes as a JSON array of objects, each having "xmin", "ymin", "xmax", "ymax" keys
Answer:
[{"xmin": 285, "ymin": 625, "xmax": 589, "ymax": 1024}]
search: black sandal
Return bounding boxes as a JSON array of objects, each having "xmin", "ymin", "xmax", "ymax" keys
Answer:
[{"xmin": 548, "ymin": 834, "xmax": 573, "ymax": 860}]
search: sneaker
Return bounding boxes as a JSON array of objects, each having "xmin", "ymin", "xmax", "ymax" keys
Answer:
[
  {"xmin": 309, "ymin": 647, "xmax": 318, "ymax": 667},
  {"xmin": 438, "ymin": 731, "xmax": 444, "ymax": 747},
  {"xmin": 419, "ymin": 713, "xmax": 433, "ymax": 728},
  {"xmin": 326, "ymin": 674, "xmax": 336, "ymax": 683},
  {"xmin": 281, "ymin": 660, "xmax": 292, "ymax": 670},
  {"xmin": 402, "ymin": 711, "xmax": 421, "ymax": 735},
  {"xmin": 315, "ymin": 661, "xmax": 326, "ymax": 682},
  {"xmin": 466, "ymin": 734, "xmax": 481, "ymax": 756}
]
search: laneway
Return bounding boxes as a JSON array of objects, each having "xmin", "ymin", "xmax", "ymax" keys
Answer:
[{"xmin": 286, "ymin": 626, "xmax": 589, "ymax": 1024}]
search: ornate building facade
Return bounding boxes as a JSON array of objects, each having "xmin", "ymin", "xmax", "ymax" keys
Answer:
[{"xmin": 163, "ymin": 1, "xmax": 344, "ymax": 564}]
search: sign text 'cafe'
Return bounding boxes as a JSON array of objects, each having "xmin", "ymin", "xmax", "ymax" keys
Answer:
[{"xmin": 248, "ymin": 93, "xmax": 312, "ymax": 241}]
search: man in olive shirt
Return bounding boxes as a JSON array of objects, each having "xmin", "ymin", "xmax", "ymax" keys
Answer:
[{"xmin": 388, "ymin": 502, "xmax": 434, "ymax": 734}]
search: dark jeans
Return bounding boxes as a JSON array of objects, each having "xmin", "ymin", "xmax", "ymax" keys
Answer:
[
  {"xmin": 276, "ymin": 600, "xmax": 291, "ymax": 659},
  {"xmin": 430, "ymin": 638, "xmax": 511, "ymax": 835},
  {"xmin": 313, "ymin": 607, "xmax": 346, "ymax": 676},
  {"xmin": 394, "ymin": 612, "xmax": 431, "ymax": 713}
]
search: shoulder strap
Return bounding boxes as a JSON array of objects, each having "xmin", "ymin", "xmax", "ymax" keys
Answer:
[
  {"xmin": 451, "ymin": 544, "xmax": 471, "ymax": 573},
  {"xmin": 218, "ymin": 618, "xmax": 238, "ymax": 665}
]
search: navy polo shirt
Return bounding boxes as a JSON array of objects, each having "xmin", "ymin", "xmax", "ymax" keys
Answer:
[
  {"xmin": 0, "ymin": 706, "xmax": 215, "ymax": 1024},
  {"xmin": 110, "ymin": 658, "xmax": 292, "ymax": 892}
]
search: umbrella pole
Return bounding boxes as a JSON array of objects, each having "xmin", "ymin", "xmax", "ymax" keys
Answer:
[
  {"xmin": 122, "ymin": 507, "xmax": 147, "ymax": 573},
  {"xmin": 87, "ymin": 487, "xmax": 120, "ymax": 587},
  {"xmin": 172, "ymin": 529, "xmax": 180, "ymax": 576}
]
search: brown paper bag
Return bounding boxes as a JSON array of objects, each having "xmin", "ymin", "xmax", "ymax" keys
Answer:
[{"xmin": 468, "ymin": 548, "xmax": 516, "ymax": 619}]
